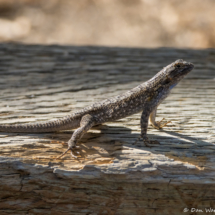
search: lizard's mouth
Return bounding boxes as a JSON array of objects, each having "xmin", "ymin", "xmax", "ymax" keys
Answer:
[
  {"xmin": 186, "ymin": 62, "xmax": 194, "ymax": 70},
  {"xmin": 178, "ymin": 63, "xmax": 194, "ymax": 77}
]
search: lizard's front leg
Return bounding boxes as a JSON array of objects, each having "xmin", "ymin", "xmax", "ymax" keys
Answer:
[
  {"xmin": 56, "ymin": 114, "xmax": 95, "ymax": 159},
  {"xmin": 135, "ymin": 108, "xmax": 160, "ymax": 147},
  {"xmin": 133, "ymin": 109, "xmax": 151, "ymax": 147},
  {"xmin": 137, "ymin": 108, "xmax": 151, "ymax": 147},
  {"xmin": 149, "ymin": 106, "xmax": 171, "ymax": 129}
]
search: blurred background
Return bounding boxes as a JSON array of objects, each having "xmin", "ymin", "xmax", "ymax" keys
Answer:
[{"xmin": 0, "ymin": 0, "xmax": 214, "ymax": 48}]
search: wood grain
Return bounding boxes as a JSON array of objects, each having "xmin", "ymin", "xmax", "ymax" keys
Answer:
[{"xmin": 0, "ymin": 44, "xmax": 214, "ymax": 214}]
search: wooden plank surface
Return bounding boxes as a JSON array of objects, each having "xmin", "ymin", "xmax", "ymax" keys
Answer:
[{"xmin": 0, "ymin": 43, "xmax": 215, "ymax": 214}]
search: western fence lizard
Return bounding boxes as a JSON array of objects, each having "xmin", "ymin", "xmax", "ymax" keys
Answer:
[{"xmin": 0, "ymin": 59, "xmax": 194, "ymax": 158}]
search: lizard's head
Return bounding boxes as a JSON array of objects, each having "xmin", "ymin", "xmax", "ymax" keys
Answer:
[{"xmin": 162, "ymin": 59, "xmax": 194, "ymax": 89}]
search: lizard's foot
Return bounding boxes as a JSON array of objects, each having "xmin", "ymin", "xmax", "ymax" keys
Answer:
[
  {"xmin": 133, "ymin": 135, "xmax": 142, "ymax": 145},
  {"xmin": 133, "ymin": 135, "xmax": 160, "ymax": 147},
  {"xmin": 133, "ymin": 136, "xmax": 150, "ymax": 147},
  {"xmin": 152, "ymin": 118, "xmax": 171, "ymax": 129},
  {"xmin": 56, "ymin": 141, "xmax": 80, "ymax": 159}
]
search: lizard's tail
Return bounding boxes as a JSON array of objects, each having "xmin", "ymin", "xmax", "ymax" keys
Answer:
[{"xmin": 0, "ymin": 114, "xmax": 81, "ymax": 133}]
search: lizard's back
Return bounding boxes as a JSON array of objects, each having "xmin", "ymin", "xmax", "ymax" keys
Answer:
[{"xmin": 0, "ymin": 83, "xmax": 148, "ymax": 133}]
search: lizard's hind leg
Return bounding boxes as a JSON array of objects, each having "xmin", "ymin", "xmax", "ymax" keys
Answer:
[{"xmin": 56, "ymin": 114, "xmax": 95, "ymax": 159}]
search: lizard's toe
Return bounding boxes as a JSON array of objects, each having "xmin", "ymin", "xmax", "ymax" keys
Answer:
[
  {"xmin": 156, "ymin": 118, "xmax": 172, "ymax": 129},
  {"xmin": 134, "ymin": 136, "xmax": 160, "ymax": 147},
  {"xmin": 133, "ymin": 136, "xmax": 150, "ymax": 147},
  {"xmin": 56, "ymin": 140, "xmax": 80, "ymax": 159},
  {"xmin": 70, "ymin": 150, "xmax": 78, "ymax": 158}
]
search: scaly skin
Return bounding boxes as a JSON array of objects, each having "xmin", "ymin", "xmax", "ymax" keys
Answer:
[{"xmin": 0, "ymin": 59, "xmax": 194, "ymax": 158}]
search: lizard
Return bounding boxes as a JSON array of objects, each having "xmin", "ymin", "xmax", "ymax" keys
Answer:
[{"xmin": 0, "ymin": 59, "xmax": 194, "ymax": 159}]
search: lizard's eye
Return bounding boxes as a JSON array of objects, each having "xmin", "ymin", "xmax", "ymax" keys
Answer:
[{"xmin": 176, "ymin": 64, "xmax": 181, "ymax": 68}]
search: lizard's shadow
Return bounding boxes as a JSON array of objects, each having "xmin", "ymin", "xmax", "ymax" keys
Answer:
[
  {"xmin": 2, "ymin": 124, "xmax": 213, "ymax": 165},
  {"xmin": 48, "ymin": 124, "xmax": 214, "ymax": 163}
]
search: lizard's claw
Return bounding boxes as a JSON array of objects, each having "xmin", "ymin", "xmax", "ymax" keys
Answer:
[
  {"xmin": 132, "ymin": 136, "xmax": 142, "ymax": 145},
  {"xmin": 56, "ymin": 144, "xmax": 80, "ymax": 159},
  {"xmin": 156, "ymin": 118, "xmax": 172, "ymax": 129},
  {"xmin": 56, "ymin": 148, "xmax": 70, "ymax": 159},
  {"xmin": 70, "ymin": 149, "xmax": 78, "ymax": 159},
  {"xmin": 133, "ymin": 135, "xmax": 159, "ymax": 147},
  {"xmin": 133, "ymin": 135, "xmax": 150, "ymax": 147}
]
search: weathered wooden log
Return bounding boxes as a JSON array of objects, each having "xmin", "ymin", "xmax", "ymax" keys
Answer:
[{"xmin": 0, "ymin": 43, "xmax": 214, "ymax": 214}]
